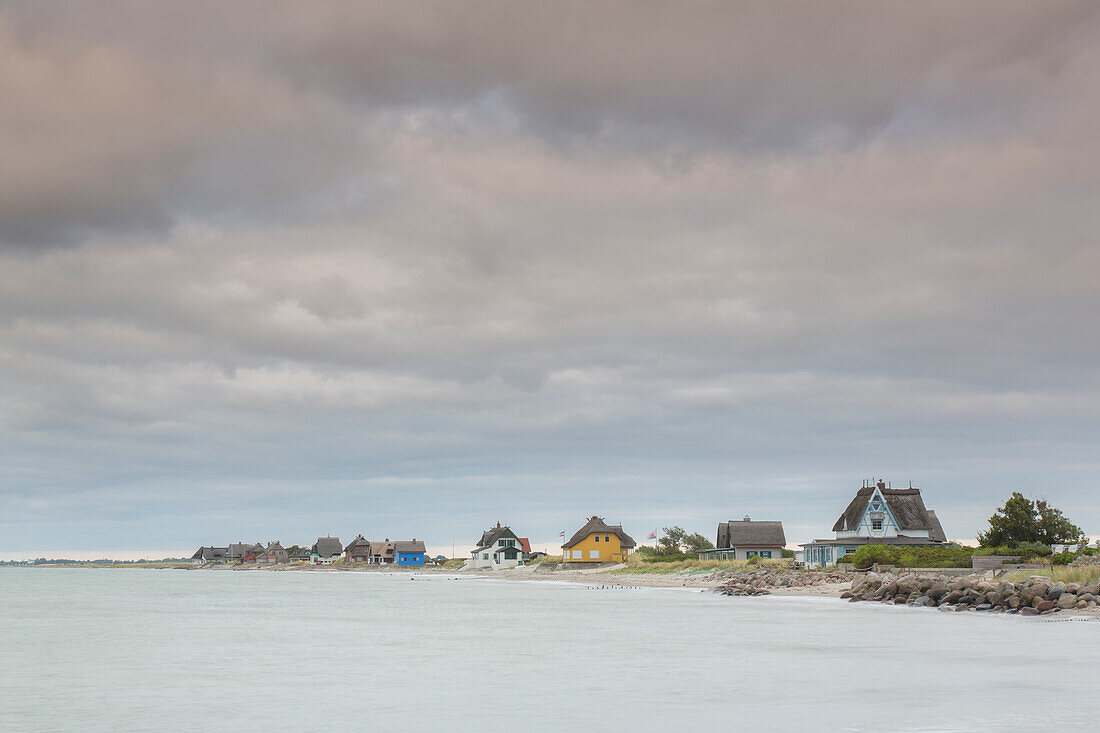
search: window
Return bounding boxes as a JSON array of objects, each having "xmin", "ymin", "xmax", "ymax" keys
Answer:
[
  {"xmin": 872, "ymin": 519, "xmax": 883, "ymax": 531},
  {"xmin": 605, "ymin": 534, "xmax": 610, "ymax": 542},
  {"xmin": 574, "ymin": 550, "xmax": 583, "ymax": 559},
  {"xmin": 482, "ymin": 553, "xmax": 489, "ymax": 560},
  {"xmin": 590, "ymin": 550, "xmax": 600, "ymax": 559},
  {"xmin": 760, "ymin": 551, "xmax": 772, "ymax": 559},
  {"xmin": 746, "ymin": 550, "xmax": 759, "ymax": 557},
  {"xmin": 594, "ymin": 534, "xmax": 600, "ymax": 542},
  {"xmin": 500, "ymin": 539, "xmax": 515, "ymax": 547}
]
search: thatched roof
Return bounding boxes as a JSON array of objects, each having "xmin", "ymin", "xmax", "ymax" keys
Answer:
[
  {"xmin": 191, "ymin": 546, "xmax": 227, "ymax": 561},
  {"xmin": 832, "ymin": 486, "xmax": 939, "ymax": 534},
  {"xmin": 562, "ymin": 516, "xmax": 636, "ymax": 549},
  {"xmin": 721, "ymin": 520, "xmax": 786, "ymax": 548},
  {"xmin": 344, "ymin": 535, "xmax": 370, "ymax": 553},
  {"xmin": 476, "ymin": 525, "xmax": 519, "ymax": 549},
  {"xmin": 312, "ymin": 536, "xmax": 342, "ymax": 557},
  {"xmin": 393, "ymin": 540, "xmax": 426, "ymax": 553}
]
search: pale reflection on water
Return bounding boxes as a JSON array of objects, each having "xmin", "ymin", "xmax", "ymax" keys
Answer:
[{"xmin": 1, "ymin": 568, "xmax": 1096, "ymax": 732}]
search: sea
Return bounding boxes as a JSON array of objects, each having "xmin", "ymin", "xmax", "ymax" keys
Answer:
[{"xmin": 1, "ymin": 568, "xmax": 1097, "ymax": 732}]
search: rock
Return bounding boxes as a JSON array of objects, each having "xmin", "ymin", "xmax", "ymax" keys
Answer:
[
  {"xmin": 927, "ymin": 585, "xmax": 948, "ymax": 601},
  {"xmin": 1020, "ymin": 606, "xmax": 1039, "ymax": 616},
  {"xmin": 1076, "ymin": 600, "xmax": 1088, "ymax": 609},
  {"xmin": 1056, "ymin": 593, "xmax": 1078, "ymax": 609},
  {"xmin": 975, "ymin": 603, "xmax": 992, "ymax": 611},
  {"xmin": 911, "ymin": 595, "xmax": 930, "ymax": 607},
  {"xmin": 1078, "ymin": 593, "xmax": 1093, "ymax": 603},
  {"xmin": 1035, "ymin": 600, "xmax": 1057, "ymax": 612},
  {"xmin": 840, "ymin": 590, "xmax": 852, "ymax": 599},
  {"xmin": 1047, "ymin": 583, "xmax": 1067, "ymax": 600},
  {"xmin": 1004, "ymin": 594, "xmax": 1021, "ymax": 609}
]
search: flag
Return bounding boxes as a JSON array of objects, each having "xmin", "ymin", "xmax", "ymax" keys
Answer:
[
  {"xmin": 559, "ymin": 531, "xmax": 566, "ymax": 538},
  {"xmin": 647, "ymin": 531, "xmax": 657, "ymax": 540}
]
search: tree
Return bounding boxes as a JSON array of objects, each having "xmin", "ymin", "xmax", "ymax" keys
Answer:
[
  {"xmin": 977, "ymin": 492, "xmax": 1083, "ymax": 546},
  {"xmin": 682, "ymin": 532, "xmax": 715, "ymax": 553},
  {"xmin": 656, "ymin": 526, "xmax": 686, "ymax": 555},
  {"xmin": 656, "ymin": 526, "xmax": 715, "ymax": 554}
]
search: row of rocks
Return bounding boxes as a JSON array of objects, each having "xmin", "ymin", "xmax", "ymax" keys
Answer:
[
  {"xmin": 843, "ymin": 572, "xmax": 1099, "ymax": 615},
  {"xmin": 717, "ymin": 569, "xmax": 854, "ymax": 596}
]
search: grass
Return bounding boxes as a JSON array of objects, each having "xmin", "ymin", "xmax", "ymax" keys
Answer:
[
  {"xmin": 605, "ymin": 554, "xmax": 787, "ymax": 575},
  {"xmin": 1001, "ymin": 566, "xmax": 1100, "ymax": 584}
]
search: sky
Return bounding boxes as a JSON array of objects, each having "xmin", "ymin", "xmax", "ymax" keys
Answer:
[{"xmin": 2, "ymin": 1, "xmax": 1099, "ymax": 559}]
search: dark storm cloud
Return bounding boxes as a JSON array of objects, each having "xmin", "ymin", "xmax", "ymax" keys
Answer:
[{"xmin": 1, "ymin": 2, "xmax": 1099, "ymax": 554}]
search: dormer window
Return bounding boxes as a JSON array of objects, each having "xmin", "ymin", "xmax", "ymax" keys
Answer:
[{"xmin": 872, "ymin": 518, "xmax": 883, "ymax": 531}]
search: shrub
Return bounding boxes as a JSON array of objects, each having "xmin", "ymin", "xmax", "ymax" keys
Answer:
[{"xmin": 1050, "ymin": 551, "xmax": 1078, "ymax": 566}]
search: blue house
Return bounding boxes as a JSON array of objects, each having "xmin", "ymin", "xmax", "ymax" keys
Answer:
[
  {"xmin": 800, "ymin": 481, "xmax": 947, "ymax": 568},
  {"xmin": 394, "ymin": 540, "xmax": 427, "ymax": 566}
]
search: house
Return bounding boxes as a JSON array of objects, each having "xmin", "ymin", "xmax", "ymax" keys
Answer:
[
  {"xmin": 368, "ymin": 540, "xmax": 396, "ymax": 564},
  {"xmin": 345, "ymin": 535, "xmax": 371, "ymax": 562},
  {"xmin": 394, "ymin": 540, "xmax": 427, "ymax": 566},
  {"xmin": 800, "ymin": 480, "xmax": 947, "ymax": 568},
  {"xmin": 256, "ymin": 541, "xmax": 288, "ymax": 564},
  {"xmin": 697, "ymin": 517, "xmax": 786, "ymax": 560},
  {"xmin": 311, "ymin": 536, "xmax": 343, "ymax": 564},
  {"xmin": 242, "ymin": 543, "xmax": 265, "ymax": 563},
  {"xmin": 465, "ymin": 523, "xmax": 526, "ymax": 570},
  {"xmin": 289, "ymin": 547, "xmax": 312, "ymax": 562},
  {"xmin": 562, "ymin": 516, "xmax": 636, "ymax": 564},
  {"xmin": 226, "ymin": 543, "xmax": 254, "ymax": 562},
  {"xmin": 190, "ymin": 546, "xmax": 227, "ymax": 564}
]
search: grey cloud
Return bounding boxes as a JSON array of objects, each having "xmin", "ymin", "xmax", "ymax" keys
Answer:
[{"xmin": 1, "ymin": 2, "xmax": 1099, "ymax": 552}]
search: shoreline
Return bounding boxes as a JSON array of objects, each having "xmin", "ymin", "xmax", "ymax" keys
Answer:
[{"xmin": 19, "ymin": 562, "xmax": 1100, "ymax": 618}]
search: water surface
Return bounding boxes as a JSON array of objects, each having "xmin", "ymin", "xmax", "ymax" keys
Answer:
[{"xmin": 1, "ymin": 568, "xmax": 1096, "ymax": 732}]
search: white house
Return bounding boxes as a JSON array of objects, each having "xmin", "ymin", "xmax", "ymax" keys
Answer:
[
  {"xmin": 800, "ymin": 481, "xmax": 947, "ymax": 568},
  {"xmin": 464, "ymin": 523, "xmax": 525, "ymax": 570}
]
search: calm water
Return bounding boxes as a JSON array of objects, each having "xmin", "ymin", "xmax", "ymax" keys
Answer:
[{"xmin": 1, "ymin": 568, "xmax": 1097, "ymax": 732}]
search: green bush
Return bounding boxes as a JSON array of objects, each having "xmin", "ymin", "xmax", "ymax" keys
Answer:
[
  {"xmin": 642, "ymin": 552, "xmax": 694, "ymax": 563},
  {"xmin": 1050, "ymin": 551, "xmax": 1078, "ymax": 566},
  {"xmin": 971, "ymin": 542, "xmax": 1052, "ymax": 561},
  {"xmin": 842, "ymin": 543, "xmax": 977, "ymax": 570}
]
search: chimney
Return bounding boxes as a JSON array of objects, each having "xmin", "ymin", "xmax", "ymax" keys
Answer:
[
  {"xmin": 743, "ymin": 515, "xmax": 751, "ymax": 522},
  {"xmin": 876, "ymin": 480, "xmax": 885, "ymax": 490}
]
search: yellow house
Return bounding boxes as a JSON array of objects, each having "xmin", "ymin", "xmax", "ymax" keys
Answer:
[{"xmin": 562, "ymin": 516, "xmax": 636, "ymax": 563}]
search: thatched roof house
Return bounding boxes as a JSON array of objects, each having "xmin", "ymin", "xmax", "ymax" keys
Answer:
[
  {"xmin": 311, "ymin": 536, "xmax": 343, "ymax": 559},
  {"xmin": 562, "ymin": 516, "xmax": 636, "ymax": 564}
]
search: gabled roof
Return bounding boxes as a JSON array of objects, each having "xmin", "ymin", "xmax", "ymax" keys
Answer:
[
  {"xmin": 191, "ymin": 546, "xmax": 227, "ymax": 561},
  {"xmin": 832, "ymin": 486, "xmax": 936, "ymax": 533},
  {"xmin": 562, "ymin": 516, "xmax": 636, "ymax": 549},
  {"xmin": 369, "ymin": 541, "xmax": 395, "ymax": 555},
  {"xmin": 345, "ymin": 535, "xmax": 370, "ymax": 552},
  {"xmin": 289, "ymin": 547, "xmax": 312, "ymax": 560},
  {"xmin": 722, "ymin": 520, "xmax": 785, "ymax": 547},
  {"xmin": 227, "ymin": 543, "xmax": 251, "ymax": 559},
  {"xmin": 265, "ymin": 541, "xmax": 285, "ymax": 552},
  {"xmin": 312, "ymin": 537, "xmax": 343, "ymax": 557},
  {"xmin": 393, "ymin": 540, "xmax": 426, "ymax": 553},
  {"xmin": 926, "ymin": 510, "xmax": 946, "ymax": 543},
  {"xmin": 518, "ymin": 537, "xmax": 532, "ymax": 554},
  {"xmin": 476, "ymin": 525, "xmax": 519, "ymax": 549}
]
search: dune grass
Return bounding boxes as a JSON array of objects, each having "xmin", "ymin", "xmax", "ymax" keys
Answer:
[
  {"xmin": 1002, "ymin": 566, "xmax": 1100, "ymax": 584},
  {"xmin": 605, "ymin": 553, "xmax": 787, "ymax": 575}
]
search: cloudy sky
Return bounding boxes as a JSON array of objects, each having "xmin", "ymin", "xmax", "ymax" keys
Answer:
[{"xmin": 2, "ymin": 1, "xmax": 1099, "ymax": 558}]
